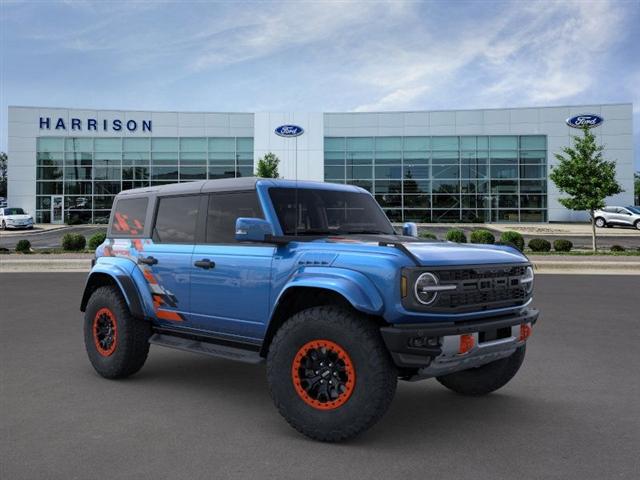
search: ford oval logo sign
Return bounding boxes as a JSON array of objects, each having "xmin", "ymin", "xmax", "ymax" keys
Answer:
[
  {"xmin": 275, "ymin": 125, "xmax": 304, "ymax": 137},
  {"xmin": 566, "ymin": 114, "xmax": 604, "ymax": 129}
]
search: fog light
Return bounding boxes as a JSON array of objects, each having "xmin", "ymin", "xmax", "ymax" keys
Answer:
[
  {"xmin": 459, "ymin": 334, "xmax": 475, "ymax": 354},
  {"xmin": 409, "ymin": 336, "xmax": 440, "ymax": 348},
  {"xmin": 519, "ymin": 323, "xmax": 532, "ymax": 342}
]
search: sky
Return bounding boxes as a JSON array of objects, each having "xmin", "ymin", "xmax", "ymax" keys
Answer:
[{"xmin": 1, "ymin": 0, "xmax": 639, "ymax": 168}]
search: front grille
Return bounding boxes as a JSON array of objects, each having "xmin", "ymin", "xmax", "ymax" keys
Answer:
[{"xmin": 404, "ymin": 263, "xmax": 531, "ymax": 314}]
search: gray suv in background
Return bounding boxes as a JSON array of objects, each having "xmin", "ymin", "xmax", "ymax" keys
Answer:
[{"xmin": 594, "ymin": 206, "xmax": 640, "ymax": 229}]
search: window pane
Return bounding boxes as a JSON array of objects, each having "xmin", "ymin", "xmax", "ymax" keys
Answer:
[
  {"xmin": 324, "ymin": 166, "xmax": 345, "ymax": 179},
  {"xmin": 403, "ymin": 137, "xmax": 429, "ymax": 151},
  {"xmin": 490, "ymin": 164, "xmax": 518, "ymax": 179},
  {"xmin": 65, "ymin": 138, "xmax": 93, "ymax": 151},
  {"xmin": 236, "ymin": 137, "xmax": 254, "ymax": 152},
  {"xmin": 347, "ymin": 165, "xmax": 372, "ymax": 179},
  {"xmin": 432, "ymin": 165, "xmax": 459, "ymax": 179},
  {"xmin": 490, "ymin": 151, "xmax": 518, "ymax": 164},
  {"xmin": 374, "ymin": 180, "xmax": 402, "ymax": 193},
  {"xmin": 520, "ymin": 135, "xmax": 546, "ymax": 150},
  {"xmin": 151, "ymin": 138, "xmax": 178, "ymax": 152},
  {"xmin": 325, "ymin": 151, "xmax": 345, "ymax": 166},
  {"xmin": 180, "ymin": 167, "xmax": 207, "ymax": 180},
  {"xmin": 37, "ymin": 152, "xmax": 63, "ymax": 165},
  {"xmin": 180, "ymin": 138, "xmax": 206, "ymax": 152},
  {"xmin": 208, "ymin": 138, "xmax": 235, "ymax": 152},
  {"xmin": 153, "ymin": 195, "xmax": 199, "ymax": 243},
  {"xmin": 432, "ymin": 180, "xmax": 459, "ymax": 193},
  {"xmin": 37, "ymin": 137, "xmax": 64, "ymax": 152},
  {"xmin": 65, "ymin": 196, "xmax": 92, "ymax": 210},
  {"xmin": 37, "ymin": 182, "xmax": 63, "ymax": 195},
  {"xmin": 375, "ymin": 137, "xmax": 401, "ymax": 151},
  {"xmin": 374, "ymin": 165, "xmax": 402, "ymax": 178},
  {"xmin": 208, "ymin": 166, "xmax": 237, "ymax": 179},
  {"xmin": 375, "ymin": 151, "xmax": 401, "ymax": 164},
  {"xmin": 124, "ymin": 138, "xmax": 150, "ymax": 152},
  {"xmin": 94, "ymin": 138, "xmax": 122, "ymax": 152},
  {"xmin": 206, "ymin": 192, "xmax": 263, "ymax": 243},
  {"xmin": 431, "ymin": 136, "xmax": 458, "ymax": 151},
  {"xmin": 346, "ymin": 152, "xmax": 373, "ymax": 165},
  {"xmin": 403, "ymin": 180, "xmax": 429, "ymax": 194},
  {"xmin": 520, "ymin": 164, "xmax": 546, "ymax": 179},
  {"xmin": 65, "ymin": 181, "xmax": 93, "ymax": 195},
  {"xmin": 325, "ymin": 137, "xmax": 345, "ymax": 151},
  {"xmin": 460, "ymin": 137, "xmax": 476, "ymax": 150},
  {"xmin": 490, "ymin": 136, "xmax": 518, "ymax": 150},
  {"xmin": 346, "ymin": 137, "xmax": 373, "ymax": 151},
  {"xmin": 520, "ymin": 150, "xmax": 546, "ymax": 164},
  {"xmin": 403, "ymin": 165, "xmax": 429, "ymax": 179},
  {"xmin": 151, "ymin": 167, "xmax": 178, "ymax": 180},
  {"xmin": 37, "ymin": 166, "xmax": 63, "ymax": 180}
]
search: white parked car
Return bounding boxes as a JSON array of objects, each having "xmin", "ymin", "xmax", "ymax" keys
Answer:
[
  {"xmin": 0, "ymin": 207, "xmax": 35, "ymax": 230},
  {"xmin": 593, "ymin": 206, "xmax": 640, "ymax": 230}
]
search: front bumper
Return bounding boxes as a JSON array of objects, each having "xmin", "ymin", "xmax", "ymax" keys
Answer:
[{"xmin": 380, "ymin": 308, "xmax": 538, "ymax": 378}]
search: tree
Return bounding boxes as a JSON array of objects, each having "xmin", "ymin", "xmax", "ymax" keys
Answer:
[
  {"xmin": 634, "ymin": 172, "xmax": 640, "ymax": 205},
  {"xmin": 549, "ymin": 128, "xmax": 623, "ymax": 251},
  {"xmin": 0, "ymin": 152, "xmax": 7, "ymax": 198},
  {"xmin": 255, "ymin": 152, "xmax": 280, "ymax": 178}
]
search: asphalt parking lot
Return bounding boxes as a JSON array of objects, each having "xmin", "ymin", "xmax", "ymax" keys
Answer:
[{"xmin": 1, "ymin": 273, "xmax": 639, "ymax": 479}]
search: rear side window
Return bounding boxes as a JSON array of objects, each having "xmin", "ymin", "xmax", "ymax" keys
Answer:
[
  {"xmin": 153, "ymin": 195, "xmax": 200, "ymax": 244},
  {"xmin": 111, "ymin": 198, "xmax": 148, "ymax": 236},
  {"xmin": 206, "ymin": 191, "xmax": 263, "ymax": 243}
]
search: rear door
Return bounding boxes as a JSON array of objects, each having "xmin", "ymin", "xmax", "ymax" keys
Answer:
[
  {"xmin": 141, "ymin": 194, "xmax": 200, "ymax": 325},
  {"xmin": 190, "ymin": 191, "xmax": 274, "ymax": 341}
]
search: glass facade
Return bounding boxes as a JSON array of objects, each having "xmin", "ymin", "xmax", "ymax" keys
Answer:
[
  {"xmin": 35, "ymin": 136, "xmax": 254, "ymax": 224},
  {"xmin": 324, "ymin": 135, "xmax": 547, "ymax": 223}
]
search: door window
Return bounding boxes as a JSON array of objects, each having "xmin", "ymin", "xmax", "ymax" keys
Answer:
[
  {"xmin": 111, "ymin": 197, "xmax": 148, "ymax": 236},
  {"xmin": 153, "ymin": 195, "xmax": 200, "ymax": 243},
  {"xmin": 206, "ymin": 191, "xmax": 263, "ymax": 244}
]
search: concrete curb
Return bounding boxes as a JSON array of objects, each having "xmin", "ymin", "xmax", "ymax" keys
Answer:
[{"xmin": 1, "ymin": 257, "xmax": 639, "ymax": 274}]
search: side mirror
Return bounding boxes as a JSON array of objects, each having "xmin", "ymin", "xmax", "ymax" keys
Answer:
[
  {"xmin": 402, "ymin": 222, "xmax": 418, "ymax": 237},
  {"xmin": 235, "ymin": 217, "xmax": 273, "ymax": 242}
]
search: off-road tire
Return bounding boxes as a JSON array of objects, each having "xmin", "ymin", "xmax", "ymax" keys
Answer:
[
  {"xmin": 84, "ymin": 286, "xmax": 151, "ymax": 379},
  {"xmin": 436, "ymin": 345, "xmax": 526, "ymax": 396},
  {"xmin": 267, "ymin": 305, "xmax": 397, "ymax": 442}
]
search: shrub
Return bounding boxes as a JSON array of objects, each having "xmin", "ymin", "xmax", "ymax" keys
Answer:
[
  {"xmin": 88, "ymin": 232, "xmax": 107, "ymax": 250},
  {"xmin": 15, "ymin": 239, "xmax": 31, "ymax": 253},
  {"xmin": 445, "ymin": 229, "xmax": 467, "ymax": 243},
  {"xmin": 610, "ymin": 244, "xmax": 625, "ymax": 252},
  {"xmin": 62, "ymin": 233, "xmax": 86, "ymax": 251},
  {"xmin": 528, "ymin": 238, "xmax": 551, "ymax": 252},
  {"xmin": 553, "ymin": 239, "xmax": 573, "ymax": 252},
  {"xmin": 499, "ymin": 231, "xmax": 525, "ymax": 251},
  {"xmin": 470, "ymin": 229, "xmax": 495, "ymax": 244},
  {"xmin": 66, "ymin": 215, "xmax": 83, "ymax": 226},
  {"xmin": 419, "ymin": 231, "xmax": 437, "ymax": 240}
]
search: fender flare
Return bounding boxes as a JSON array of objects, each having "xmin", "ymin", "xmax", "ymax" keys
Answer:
[
  {"xmin": 80, "ymin": 258, "xmax": 152, "ymax": 320},
  {"xmin": 273, "ymin": 267, "xmax": 385, "ymax": 317}
]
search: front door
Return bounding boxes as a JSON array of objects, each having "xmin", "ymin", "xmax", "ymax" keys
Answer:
[
  {"xmin": 190, "ymin": 191, "xmax": 274, "ymax": 341},
  {"xmin": 51, "ymin": 195, "xmax": 63, "ymax": 224},
  {"xmin": 141, "ymin": 194, "xmax": 200, "ymax": 326}
]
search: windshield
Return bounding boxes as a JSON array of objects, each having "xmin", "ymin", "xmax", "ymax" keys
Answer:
[
  {"xmin": 3, "ymin": 208, "xmax": 25, "ymax": 215},
  {"xmin": 269, "ymin": 188, "xmax": 396, "ymax": 236},
  {"xmin": 626, "ymin": 206, "xmax": 640, "ymax": 214}
]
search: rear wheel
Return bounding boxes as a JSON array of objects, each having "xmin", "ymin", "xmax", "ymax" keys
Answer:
[
  {"xmin": 267, "ymin": 305, "xmax": 397, "ymax": 442},
  {"xmin": 84, "ymin": 286, "xmax": 151, "ymax": 379},
  {"xmin": 595, "ymin": 217, "xmax": 606, "ymax": 228},
  {"xmin": 436, "ymin": 345, "xmax": 526, "ymax": 396}
]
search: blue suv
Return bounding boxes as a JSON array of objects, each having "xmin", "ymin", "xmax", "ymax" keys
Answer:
[{"xmin": 81, "ymin": 177, "xmax": 538, "ymax": 441}]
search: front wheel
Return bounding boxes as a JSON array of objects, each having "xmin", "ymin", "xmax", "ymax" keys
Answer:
[
  {"xmin": 84, "ymin": 286, "xmax": 151, "ymax": 379},
  {"xmin": 1, "ymin": 221, "xmax": 5, "ymax": 230},
  {"xmin": 436, "ymin": 345, "xmax": 526, "ymax": 396},
  {"xmin": 595, "ymin": 217, "xmax": 606, "ymax": 228},
  {"xmin": 267, "ymin": 305, "xmax": 397, "ymax": 442},
  {"xmin": 635, "ymin": 220, "xmax": 640, "ymax": 230}
]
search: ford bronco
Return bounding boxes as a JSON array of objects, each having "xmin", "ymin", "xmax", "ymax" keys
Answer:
[{"xmin": 81, "ymin": 177, "xmax": 538, "ymax": 441}]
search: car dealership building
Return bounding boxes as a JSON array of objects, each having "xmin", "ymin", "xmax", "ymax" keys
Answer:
[{"xmin": 6, "ymin": 103, "xmax": 634, "ymax": 224}]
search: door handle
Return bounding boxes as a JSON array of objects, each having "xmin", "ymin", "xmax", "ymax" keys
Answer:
[
  {"xmin": 138, "ymin": 256, "xmax": 158, "ymax": 266},
  {"xmin": 194, "ymin": 259, "xmax": 215, "ymax": 269}
]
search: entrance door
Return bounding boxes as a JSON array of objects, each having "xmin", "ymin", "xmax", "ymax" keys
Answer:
[{"xmin": 51, "ymin": 195, "xmax": 63, "ymax": 224}]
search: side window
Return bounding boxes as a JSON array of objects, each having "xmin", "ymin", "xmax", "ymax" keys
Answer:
[
  {"xmin": 153, "ymin": 195, "xmax": 200, "ymax": 244},
  {"xmin": 206, "ymin": 191, "xmax": 263, "ymax": 244},
  {"xmin": 111, "ymin": 197, "xmax": 148, "ymax": 236}
]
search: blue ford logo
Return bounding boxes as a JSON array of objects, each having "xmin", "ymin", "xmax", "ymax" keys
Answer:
[
  {"xmin": 566, "ymin": 114, "xmax": 604, "ymax": 129},
  {"xmin": 275, "ymin": 125, "xmax": 304, "ymax": 137}
]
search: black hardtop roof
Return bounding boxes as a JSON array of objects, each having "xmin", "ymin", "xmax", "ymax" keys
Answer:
[
  {"xmin": 114, "ymin": 177, "xmax": 354, "ymax": 199},
  {"xmin": 116, "ymin": 177, "xmax": 259, "ymax": 198}
]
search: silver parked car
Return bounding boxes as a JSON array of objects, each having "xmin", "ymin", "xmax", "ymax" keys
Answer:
[
  {"xmin": 593, "ymin": 206, "xmax": 640, "ymax": 230},
  {"xmin": 0, "ymin": 207, "xmax": 35, "ymax": 230}
]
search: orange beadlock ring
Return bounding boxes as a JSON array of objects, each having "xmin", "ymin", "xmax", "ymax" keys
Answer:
[
  {"xmin": 93, "ymin": 307, "xmax": 118, "ymax": 357},
  {"xmin": 291, "ymin": 339, "xmax": 356, "ymax": 410}
]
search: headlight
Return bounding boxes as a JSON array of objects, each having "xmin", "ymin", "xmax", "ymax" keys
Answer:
[
  {"xmin": 521, "ymin": 266, "xmax": 534, "ymax": 294},
  {"xmin": 414, "ymin": 272, "xmax": 456, "ymax": 305}
]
